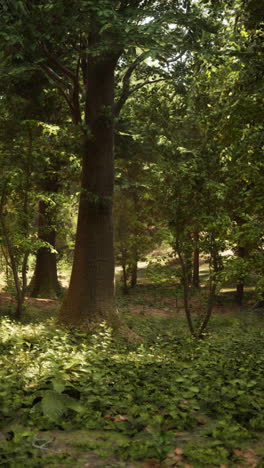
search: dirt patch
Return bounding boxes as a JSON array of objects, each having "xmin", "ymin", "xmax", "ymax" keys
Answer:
[
  {"xmin": 123, "ymin": 294, "xmax": 243, "ymax": 319},
  {"xmin": 125, "ymin": 304, "xmax": 177, "ymax": 318},
  {"xmin": 0, "ymin": 293, "xmax": 59, "ymax": 315},
  {"xmin": 0, "ymin": 290, "xmax": 243, "ymax": 322}
]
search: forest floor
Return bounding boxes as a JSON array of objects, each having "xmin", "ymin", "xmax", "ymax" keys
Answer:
[{"xmin": 0, "ymin": 261, "xmax": 264, "ymax": 467}]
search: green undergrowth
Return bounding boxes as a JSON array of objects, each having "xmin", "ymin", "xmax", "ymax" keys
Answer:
[{"xmin": 0, "ymin": 312, "xmax": 264, "ymax": 467}]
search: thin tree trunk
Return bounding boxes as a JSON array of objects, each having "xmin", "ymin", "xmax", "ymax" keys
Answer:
[
  {"xmin": 211, "ymin": 245, "xmax": 223, "ymax": 273},
  {"xmin": 121, "ymin": 249, "xmax": 129, "ymax": 294},
  {"xmin": 192, "ymin": 231, "xmax": 200, "ymax": 288},
  {"xmin": 197, "ymin": 239, "xmax": 218, "ymax": 337},
  {"xmin": 186, "ymin": 253, "xmax": 192, "ymax": 285},
  {"xmin": 130, "ymin": 242, "xmax": 138, "ymax": 288},
  {"xmin": 58, "ymin": 57, "xmax": 119, "ymax": 327},
  {"xmin": 198, "ymin": 281, "xmax": 216, "ymax": 337},
  {"xmin": 22, "ymin": 251, "xmax": 29, "ymax": 297},
  {"xmin": 177, "ymin": 248, "xmax": 195, "ymax": 336},
  {"xmin": 0, "ymin": 214, "xmax": 24, "ymax": 319},
  {"xmin": 236, "ymin": 246, "xmax": 245, "ymax": 305},
  {"xmin": 122, "ymin": 264, "xmax": 129, "ymax": 294},
  {"xmin": 130, "ymin": 192, "xmax": 139, "ymax": 289},
  {"xmin": 236, "ymin": 281, "xmax": 244, "ymax": 305},
  {"xmin": 130, "ymin": 259, "xmax": 138, "ymax": 288}
]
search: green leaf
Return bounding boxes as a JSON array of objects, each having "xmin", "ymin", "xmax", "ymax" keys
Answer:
[
  {"xmin": 189, "ymin": 386, "xmax": 199, "ymax": 393},
  {"xmin": 52, "ymin": 378, "xmax": 66, "ymax": 393},
  {"xmin": 41, "ymin": 391, "xmax": 66, "ymax": 420}
]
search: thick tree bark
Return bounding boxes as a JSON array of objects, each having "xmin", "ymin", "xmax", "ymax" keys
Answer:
[
  {"xmin": 30, "ymin": 174, "xmax": 61, "ymax": 298},
  {"xmin": 30, "ymin": 200, "xmax": 61, "ymax": 298},
  {"xmin": 58, "ymin": 58, "xmax": 119, "ymax": 326}
]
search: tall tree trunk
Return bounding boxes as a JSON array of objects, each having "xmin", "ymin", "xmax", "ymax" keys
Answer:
[
  {"xmin": 30, "ymin": 176, "xmax": 61, "ymax": 298},
  {"xmin": 58, "ymin": 58, "xmax": 119, "ymax": 327},
  {"xmin": 30, "ymin": 200, "xmax": 61, "ymax": 298},
  {"xmin": 192, "ymin": 231, "xmax": 200, "ymax": 288}
]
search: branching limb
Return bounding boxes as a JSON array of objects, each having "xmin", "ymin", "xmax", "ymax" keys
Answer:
[
  {"xmin": 41, "ymin": 64, "xmax": 68, "ymax": 87},
  {"xmin": 41, "ymin": 65, "xmax": 80, "ymax": 124},
  {"xmin": 129, "ymin": 77, "xmax": 168, "ymax": 95},
  {"xmin": 114, "ymin": 51, "xmax": 151, "ymax": 116},
  {"xmin": 42, "ymin": 44, "xmax": 75, "ymax": 81}
]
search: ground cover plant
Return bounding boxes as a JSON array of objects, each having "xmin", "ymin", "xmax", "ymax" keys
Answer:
[{"xmin": 1, "ymin": 290, "xmax": 264, "ymax": 467}]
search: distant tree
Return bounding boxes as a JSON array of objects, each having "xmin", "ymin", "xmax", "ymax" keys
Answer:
[
  {"xmin": 0, "ymin": 116, "xmax": 38, "ymax": 317},
  {"xmin": 127, "ymin": 0, "xmax": 264, "ymax": 333},
  {"xmin": 114, "ymin": 157, "xmax": 163, "ymax": 294}
]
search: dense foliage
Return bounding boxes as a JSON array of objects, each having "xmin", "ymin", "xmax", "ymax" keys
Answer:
[{"xmin": 0, "ymin": 308, "xmax": 264, "ymax": 466}]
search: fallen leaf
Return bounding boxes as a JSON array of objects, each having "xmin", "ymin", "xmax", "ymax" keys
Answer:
[
  {"xmin": 113, "ymin": 414, "xmax": 129, "ymax": 422},
  {"xmin": 243, "ymin": 449, "xmax": 256, "ymax": 458},
  {"xmin": 233, "ymin": 448, "xmax": 243, "ymax": 457},
  {"xmin": 179, "ymin": 400, "xmax": 189, "ymax": 406},
  {"xmin": 175, "ymin": 447, "xmax": 183, "ymax": 455},
  {"xmin": 197, "ymin": 417, "xmax": 207, "ymax": 425}
]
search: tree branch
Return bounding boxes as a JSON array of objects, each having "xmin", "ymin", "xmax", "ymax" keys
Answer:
[
  {"xmin": 42, "ymin": 44, "xmax": 76, "ymax": 81},
  {"xmin": 41, "ymin": 64, "xmax": 67, "ymax": 86},
  {"xmin": 71, "ymin": 57, "xmax": 82, "ymax": 124},
  {"xmin": 114, "ymin": 51, "xmax": 152, "ymax": 116},
  {"xmin": 115, "ymin": 77, "xmax": 169, "ymax": 116},
  {"xmin": 129, "ymin": 77, "xmax": 168, "ymax": 95},
  {"xmin": 42, "ymin": 65, "xmax": 81, "ymax": 124}
]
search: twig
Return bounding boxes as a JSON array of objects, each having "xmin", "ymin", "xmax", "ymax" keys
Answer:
[{"xmin": 32, "ymin": 436, "xmax": 55, "ymax": 450}]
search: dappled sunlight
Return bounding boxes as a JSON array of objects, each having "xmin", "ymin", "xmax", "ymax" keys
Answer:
[{"xmin": 1, "ymin": 313, "xmax": 264, "ymax": 466}]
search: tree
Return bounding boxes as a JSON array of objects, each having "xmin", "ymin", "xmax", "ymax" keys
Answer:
[
  {"xmin": 1, "ymin": 0, "xmax": 214, "ymax": 326},
  {"xmin": 0, "ymin": 115, "xmax": 39, "ymax": 317},
  {"xmin": 0, "ymin": 66, "xmax": 69, "ymax": 301},
  {"xmin": 114, "ymin": 155, "xmax": 163, "ymax": 294},
  {"xmin": 29, "ymin": 162, "xmax": 62, "ymax": 299}
]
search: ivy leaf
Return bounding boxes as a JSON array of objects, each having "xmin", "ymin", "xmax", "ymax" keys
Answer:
[
  {"xmin": 65, "ymin": 396, "xmax": 85, "ymax": 414},
  {"xmin": 41, "ymin": 390, "xmax": 66, "ymax": 420},
  {"xmin": 51, "ymin": 378, "xmax": 65, "ymax": 394},
  {"xmin": 41, "ymin": 391, "xmax": 85, "ymax": 420}
]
